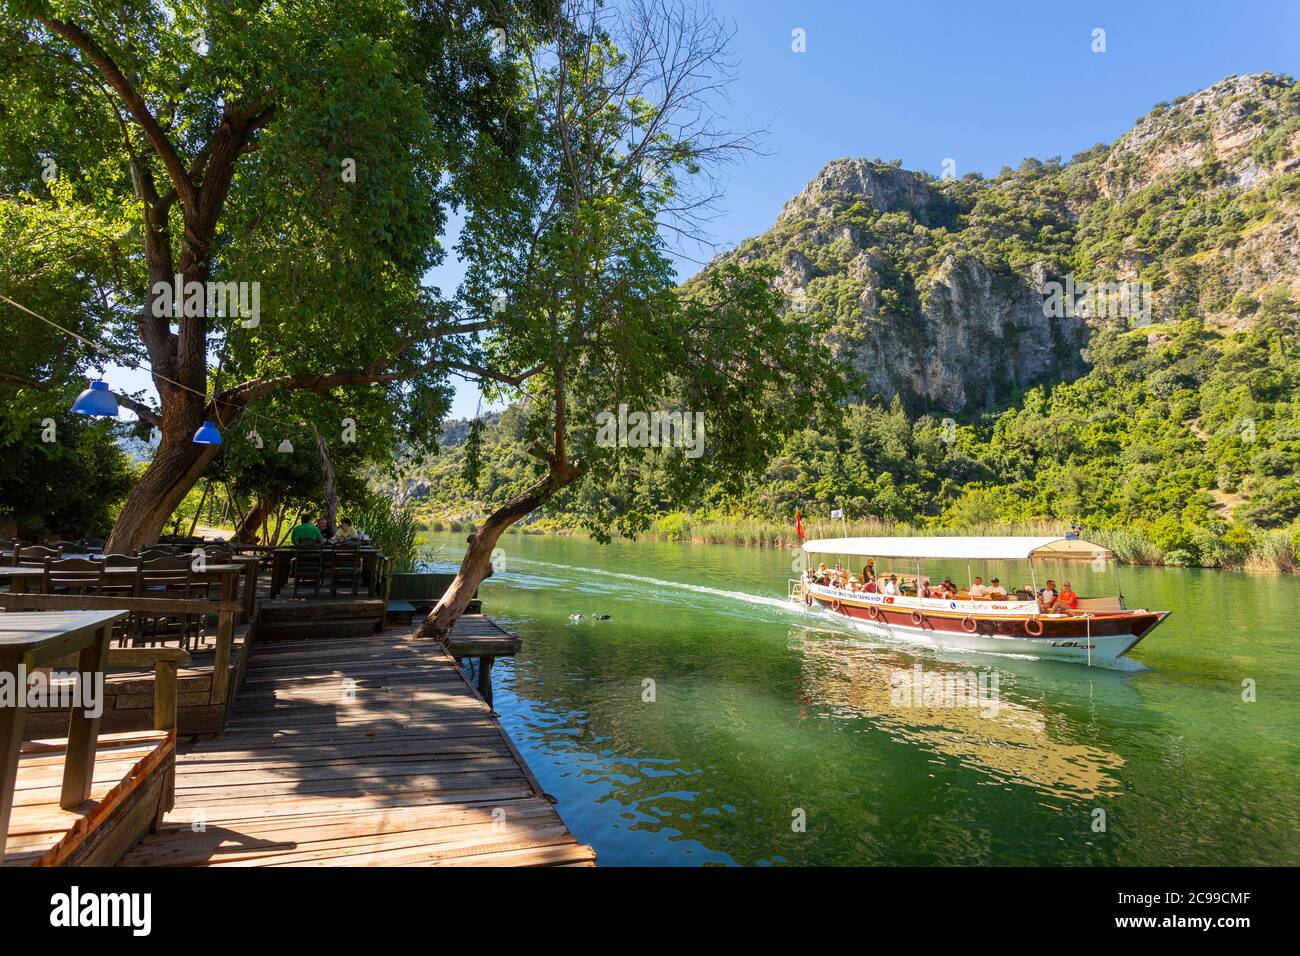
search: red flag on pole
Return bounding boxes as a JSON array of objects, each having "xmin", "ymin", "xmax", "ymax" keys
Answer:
[{"xmin": 795, "ymin": 508, "xmax": 804, "ymax": 541}]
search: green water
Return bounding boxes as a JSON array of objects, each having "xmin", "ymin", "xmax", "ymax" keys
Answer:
[{"xmin": 420, "ymin": 532, "xmax": 1300, "ymax": 866}]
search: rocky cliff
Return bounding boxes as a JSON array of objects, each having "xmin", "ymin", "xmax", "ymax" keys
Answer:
[{"xmin": 696, "ymin": 72, "xmax": 1298, "ymax": 414}]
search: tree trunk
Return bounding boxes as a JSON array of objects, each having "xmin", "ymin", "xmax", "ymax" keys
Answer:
[
  {"xmin": 414, "ymin": 463, "xmax": 580, "ymax": 642},
  {"xmin": 105, "ymin": 430, "xmax": 220, "ymax": 551},
  {"xmin": 314, "ymin": 429, "xmax": 339, "ymax": 539},
  {"xmin": 233, "ymin": 493, "xmax": 279, "ymax": 544}
]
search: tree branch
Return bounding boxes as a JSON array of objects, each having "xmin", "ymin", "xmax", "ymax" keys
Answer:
[{"xmin": 37, "ymin": 14, "xmax": 197, "ymax": 215}]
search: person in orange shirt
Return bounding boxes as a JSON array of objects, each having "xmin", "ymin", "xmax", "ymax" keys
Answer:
[{"xmin": 1058, "ymin": 581, "xmax": 1079, "ymax": 611}]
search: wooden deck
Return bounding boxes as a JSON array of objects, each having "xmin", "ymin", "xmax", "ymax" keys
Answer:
[
  {"xmin": 119, "ymin": 626, "xmax": 595, "ymax": 866},
  {"xmin": 4, "ymin": 730, "xmax": 174, "ymax": 867}
]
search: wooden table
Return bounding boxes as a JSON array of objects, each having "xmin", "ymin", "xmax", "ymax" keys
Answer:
[
  {"xmin": 268, "ymin": 547, "xmax": 385, "ymax": 598},
  {"xmin": 0, "ymin": 610, "xmax": 126, "ymax": 859}
]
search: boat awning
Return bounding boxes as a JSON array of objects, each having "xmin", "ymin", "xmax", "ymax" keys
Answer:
[{"xmin": 801, "ymin": 536, "xmax": 1113, "ymax": 561}]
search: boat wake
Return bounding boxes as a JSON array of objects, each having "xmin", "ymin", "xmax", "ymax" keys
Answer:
[{"xmin": 502, "ymin": 556, "xmax": 810, "ymax": 617}]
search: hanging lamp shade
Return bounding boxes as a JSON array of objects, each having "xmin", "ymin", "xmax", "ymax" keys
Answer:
[
  {"xmin": 277, "ymin": 438, "xmax": 294, "ymax": 454},
  {"xmin": 71, "ymin": 380, "xmax": 119, "ymax": 417},
  {"xmin": 192, "ymin": 420, "xmax": 223, "ymax": 444}
]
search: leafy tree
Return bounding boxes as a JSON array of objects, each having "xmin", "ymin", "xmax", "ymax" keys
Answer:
[
  {"xmin": 0, "ymin": 0, "xmax": 531, "ymax": 547},
  {"xmin": 415, "ymin": 0, "xmax": 849, "ymax": 638}
]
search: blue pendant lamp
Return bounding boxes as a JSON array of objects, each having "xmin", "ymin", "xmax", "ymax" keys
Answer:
[
  {"xmin": 71, "ymin": 380, "xmax": 119, "ymax": 417},
  {"xmin": 192, "ymin": 420, "xmax": 223, "ymax": 444}
]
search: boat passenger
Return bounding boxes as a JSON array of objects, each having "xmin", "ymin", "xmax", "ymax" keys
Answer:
[
  {"xmin": 883, "ymin": 575, "xmax": 900, "ymax": 596},
  {"xmin": 969, "ymin": 576, "xmax": 989, "ymax": 599},
  {"xmin": 1058, "ymin": 581, "xmax": 1079, "ymax": 610},
  {"xmin": 1038, "ymin": 580, "xmax": 1062, "ymax": 613},
  {"xmin": 919, "ymin": 577, "xmax": 933, "ymax": 598},
  {"xmin": 987, "ymin": 578, "xmax": 1008, "ymax": 599},
  {"xmin": 863, "ymin": 575, "xmax": 878, "ymax": 594},
  {"xmin": 848, "ymin": 574, "xmax": 861, "ymax": 591}
]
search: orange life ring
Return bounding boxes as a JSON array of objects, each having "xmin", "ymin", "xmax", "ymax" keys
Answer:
[
  {"xmin": 910, "ymin": 609, "xmax": 924, "ymax": 626},
  {"xmin": 831, "ymin": 597, "xmax": 842, "ymax": 612},
  {"xmin": 961, "ymin": 616, "xmax": 978, "ymax": 633},
  {"xmin": 867, "ymin": 604, "xmax": 880, "ymax": 620},
  {"xmin": 1024, "ymin": 617, "xmax": 1044, "ymax": 636}
]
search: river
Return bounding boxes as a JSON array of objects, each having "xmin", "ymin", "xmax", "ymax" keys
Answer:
[{"xmin": 418, "ymin": 531, "xmax": 1300, "ymax": 866}]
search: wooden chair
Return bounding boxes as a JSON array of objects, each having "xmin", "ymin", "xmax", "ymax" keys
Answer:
[
  {"xmin": 137, "ymin": 558, "xmax": 204, "ymax": 650},
  {"xmin": 194, "ymin": 547, "xmax": 232, "ymax": 599},
  {"xmin": 12, "ymin": 544, "xmax": 61, "ymax": 567},
  {"xmin": 99, "ymin": 556, "xmax": 143, "ymax": 644},
  {"xmin": 292, "ymin": 541, "xmax": 324, "ymax": 595},
  {"xmin": 330, "ymin": 541, "xmax": 362, "ymax": 597},
  {"xmin": 41, "ymin": 557, "xmax": 105, "ymax": 596}
]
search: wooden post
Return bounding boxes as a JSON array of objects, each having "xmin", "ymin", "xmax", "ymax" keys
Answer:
[
  {"xmin": 60, "ymin": 621, "xmax": 112, "ymax": 809},
  {"xmin": 0, "ymin": 649, "xmax": 26, "ymax": 860},
  {"xmin": 209, "ymin": 610, "xmax": 235, "ymax": 708},
  {"xmin": 477, "ymin": 656, "xmax": 494, "ymax": 708},
  {"xmin": 154, "ymin": 660, "xmax": 179, "ymax": 732}
]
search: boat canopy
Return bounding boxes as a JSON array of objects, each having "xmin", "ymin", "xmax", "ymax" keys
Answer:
[{"xmin": 801, "ymin": 536, "xmax": 1113, "ymax": 561}]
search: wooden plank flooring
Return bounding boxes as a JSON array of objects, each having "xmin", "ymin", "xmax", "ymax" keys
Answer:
[
  {"xmin": 443, "ymin": 614, "xmax": 523, "ymax": 658},
  {"xmin": 4, "ymin": 731, "xmax": 173, "ymax": 867},
  {"xmin": 119, "ymin": 628, "xmax": 594, "ymax": 866}
]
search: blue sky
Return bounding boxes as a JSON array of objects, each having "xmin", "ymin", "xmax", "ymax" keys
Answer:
[{"xmin": 106, "ymin": 0, "xmax": 1300, "ymax": 420}]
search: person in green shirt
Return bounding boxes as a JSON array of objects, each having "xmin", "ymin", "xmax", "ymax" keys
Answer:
[{"xmin": 290, "ymin": 514, "xmax": 324, "ymax": 544}]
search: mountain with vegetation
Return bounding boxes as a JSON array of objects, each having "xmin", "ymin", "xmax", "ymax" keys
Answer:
[{"xmin": 411, "ymin": 73, "xmax": 1300, "ymax": 569}]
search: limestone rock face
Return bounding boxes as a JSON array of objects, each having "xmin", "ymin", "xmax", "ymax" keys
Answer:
[
  {"xmin": 825, "ymin": 254, "xmax": 1086, "ymax": 412},
  {"xmin": 1098, "ymin": 74, "xmax": 1297, "ymax": 201},
  {"xmin": 695, "ymin": 73, "xmax": 1297, "ymax": 412},
  {"xmin": 776, "ymin": 158, "xmax": 949, "ymax": 227}
]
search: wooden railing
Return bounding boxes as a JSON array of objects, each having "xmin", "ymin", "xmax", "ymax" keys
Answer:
[{"xmin": 0, "ymin": 592, "xmax": 239, "ymax": 705}]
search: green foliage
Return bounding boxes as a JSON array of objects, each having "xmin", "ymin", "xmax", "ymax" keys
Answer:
[
  {"xmin": 0, "ymin": 409, "xmax": 134, "ymax": 537},
  {"xmin": 348, "ymin": 494, "xmax": 420, "ymax": 573}
]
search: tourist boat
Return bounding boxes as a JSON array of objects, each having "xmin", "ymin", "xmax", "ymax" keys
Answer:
[{"xmin": 791, "ymin": 535, "xmax": 1169, "ymax": 665}]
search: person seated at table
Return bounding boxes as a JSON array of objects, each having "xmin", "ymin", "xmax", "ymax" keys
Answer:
[
  {"xmin": 988, "ymin": 578, "xmax": 1008, "ymax": 599},
  {"xmin": 290, "ymin": 514, "xmax": 324, "ymax": 544},
  {"xmin": 335, "ymin": 517, "xmax": 359, "ymax": 541},
  {"xmin": 969, "ymin": 576, "xmax": 990, "ymax": 599}
]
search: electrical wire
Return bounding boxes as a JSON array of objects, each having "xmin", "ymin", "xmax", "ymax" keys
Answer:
[{"xmin": 2, "ymin": 292, "xmax": 319, "ymax": 441}]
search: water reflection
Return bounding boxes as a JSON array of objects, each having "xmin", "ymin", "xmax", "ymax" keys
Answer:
[{"xmin": 793, "ymin": 627, "xmax": 1129, "ymax": 801}]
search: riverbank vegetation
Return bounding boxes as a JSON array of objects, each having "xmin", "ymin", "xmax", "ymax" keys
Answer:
[{"xmin": 412, "ymin": 304, "xmax": 1300, "ymax": 572}]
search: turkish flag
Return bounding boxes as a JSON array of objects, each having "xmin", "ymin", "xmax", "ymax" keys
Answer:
[{"xmin": 795, "ymin": 509, "xmax": 804, "ymax": 541}]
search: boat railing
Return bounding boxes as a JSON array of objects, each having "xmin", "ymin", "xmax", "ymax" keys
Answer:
[
  {"xmin": 788, "ymin": 578, "xmax": 806, "ymax": 602},
  {"xmin": 806, "ymin": 582, "xmax": 1042, "ymax": 616}
]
